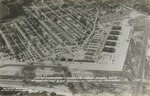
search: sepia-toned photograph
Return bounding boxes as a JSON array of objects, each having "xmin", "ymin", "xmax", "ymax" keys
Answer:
[{"xmin": 0, "ymin": 0, "xmax": 150, "ymax": 96}]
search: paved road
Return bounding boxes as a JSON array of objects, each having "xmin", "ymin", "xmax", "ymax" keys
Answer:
[
  {"xmin": 82, "ymin": 9, "xmax": 99, "ymax": 49},
  {"xmin": 133, "ymin": 18, "xmax": 150, "ymax": 96},
  {"xmin": 0, "ymin": 79, "xmax": 24, "ymax": 85},
  {"xmin": 0, "ymin": 64, "xmax": 65, "ymax": 69}
]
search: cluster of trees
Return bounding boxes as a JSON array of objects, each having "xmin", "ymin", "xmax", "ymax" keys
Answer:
[
  {"xmin": 22, "ymin": 0, "xmax": 34, "ymax": 6},
  {"xmin": 1, "ymin": 3, "xmax": 26, "ymax": 21},
  {"xmin": 1, "ymin": 0, "xmax": 34, "ymax": 6},
  {"xmin": 1, "ymin": 0, "xmax": 15, "ymax": 5},
  {"xmin": 0, "ymin": 34, "xmax": 10, "ymax": 53},
  {"xmin": 9, "ymin": 4, "xmax": 25, "ymax": 17},
  {"xmin": 1, "ymin": 0, "xmax": 34, "ymax": 21},
  {"xmin": 0, "ymin": 34, "xmax": 6, "ymax": 48},
  {"xmin": 22, "ymin": 63, "xmax": 36, "ymax": 79},
  {"xmin": 134, "ymin": 3, "xmax": 150, "ymax": 14},
  {"xmin": 67, "ymin": 82, "xmax": 76, "ymax": 94}
]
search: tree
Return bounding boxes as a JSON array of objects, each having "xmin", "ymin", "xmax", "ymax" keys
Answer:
[
  {"xmin": 86, "ymin": 31, "xmax": 91, "ymax": 34},
  {"xmin": 85, "ymin": 0, "xmax": 93, "ymax": 2},
  {"xmin": 67, "ymin": 83, "xmax": 76, "ymax": 94},
  {"xmin": 50, "ymin": 92, "xmax": 56, "ymax": 96},
  {"xmin": 63, "ymin": 0, "xmax": 70, "ymax": 2},
  {"xmin": 79, "ymin": 18, "xmax": 86, "ymax": 26},
  {"xmin": 53, "ymin": 17, "xmax": 58, "ymax": 22}
]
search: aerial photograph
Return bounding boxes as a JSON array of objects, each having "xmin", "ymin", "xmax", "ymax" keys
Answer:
[{"xmin": 0, "ymin": 0, "xmax": 150, "ymax": 96}]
